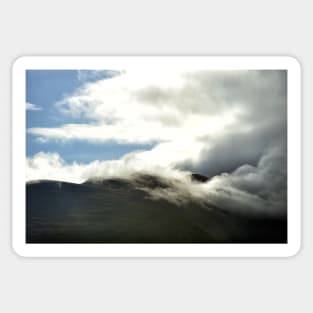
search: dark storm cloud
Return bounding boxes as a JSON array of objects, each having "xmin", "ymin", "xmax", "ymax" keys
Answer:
[
  {"xmin": 170, "ymin": 70, "xmax": 287, "ymax": 188},
  {"xmin": 178, "ymin": 119, "xmax": 287, "ymax": 178}
]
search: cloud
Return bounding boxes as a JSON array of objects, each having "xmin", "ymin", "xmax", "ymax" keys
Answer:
[
  {"xmin": 26, "ymin": 146, "xmax": 286, "ymax": 217},
  {"xmin": 26, "ymin": 102, "xmax": 42, "ymax": 111},
  {"xmin": 27, "ymin": 71, "xmax": 286, "ymax": 145},
  {"xmin": 26, "ymin": 151, "xmax": 190, "ymax": 188},
  {"xmin": 76, "ymin": 70, "xmax": 121, "ymax": 83},
  {"xmin": 27, "ymin": 70, "xmax": 286, "ymax": 175},
  {"xmin": 133, "ymin": 143, "xmax": 286, "ymax": 217},
  {"xmin": 28, "ymin": 70, "xmax": 252, "ymax": 144}
]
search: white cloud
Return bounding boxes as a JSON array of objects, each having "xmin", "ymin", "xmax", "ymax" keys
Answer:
[
  {"xmin": 26, "ymin": 102, "xmax": 42, "ymax": 111},
  {"xmin": 76, "ymin": 70, "xmax": 121, "ymax": 83},
  {"xmin": 26, "ymin": 151, "xmax": 189, "ymax": 184},
  {"xmin": 27, "ymin": 70, "xmax": 252, "ymax": 144},
  {"xmin": 26, "ymin": 148, "xmax": 285, "ymax": 216},
  {"xmin": 28, "ymin": 111, "xmax": 238, "ymax": 144}
]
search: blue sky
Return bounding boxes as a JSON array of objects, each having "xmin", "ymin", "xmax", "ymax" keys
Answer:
[{"xmin": 26, "ymin": 70, "xmax": 152, "ymax": 163}]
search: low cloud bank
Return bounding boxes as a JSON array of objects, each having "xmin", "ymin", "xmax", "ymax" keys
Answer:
[{"xmin": 26, "ymin": 142, "xmax": 286, "ymax": 217}]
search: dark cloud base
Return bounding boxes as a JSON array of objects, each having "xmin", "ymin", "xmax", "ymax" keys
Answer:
[{"xmin": 26, "ymin": 178, "xmax": 287, "ymax": 244}]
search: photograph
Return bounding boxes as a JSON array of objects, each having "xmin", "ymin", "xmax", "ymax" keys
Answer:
[
  {"xmin": 11, "ymin": 56, "xmax": 301, "ymax": 257},
  {"xmin": 25, "ymin": 64, "xmax": 288, "ymax": 244}
]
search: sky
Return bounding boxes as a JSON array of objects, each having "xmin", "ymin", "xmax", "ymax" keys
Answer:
[
  {"xmin": 26, "ymin": 70, "xmax": 152, "ymax": 163},
  {"xmin": 26, "ymin": 69, "xmax": 287, "ymax": 216}
]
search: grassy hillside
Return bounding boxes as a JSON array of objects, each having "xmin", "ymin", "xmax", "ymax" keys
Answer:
[{"xmin": 26, "ymin": 177, "xmax": 287, "ymax": 243}]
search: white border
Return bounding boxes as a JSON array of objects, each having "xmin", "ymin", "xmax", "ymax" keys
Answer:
[{"xmin": 12, "ymin": 56, "xmax": 301, "ymax": 257}]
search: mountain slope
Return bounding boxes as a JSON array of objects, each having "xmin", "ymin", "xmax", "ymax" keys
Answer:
[{"xmin": 26, "ymin": 176, "xmax": 287, "ymax": 243}]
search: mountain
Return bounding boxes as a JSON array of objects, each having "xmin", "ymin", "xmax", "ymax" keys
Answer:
[
  {"xmin": 191, "ymin": 173, "xmax": 210, "ymax": 183},
  {"xmin": 26, "ymin": 175, "xmax": 287, "ymax": 243}
]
